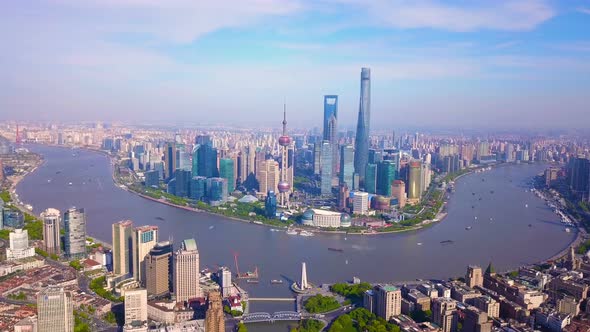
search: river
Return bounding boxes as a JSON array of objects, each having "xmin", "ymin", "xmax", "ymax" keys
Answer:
[{"xmin": 16, "ymin": 145, "xmax": 575, "ymax": 314}]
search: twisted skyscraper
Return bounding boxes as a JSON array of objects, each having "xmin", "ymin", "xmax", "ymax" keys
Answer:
[{"xmin": 354, "ymin": 68, "xmax": 371, "ymax": 186}]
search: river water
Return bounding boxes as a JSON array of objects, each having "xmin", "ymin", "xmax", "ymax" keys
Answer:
[{"xmin": 16, "ymin": 145, "xmax": 575, "ymax": 314}]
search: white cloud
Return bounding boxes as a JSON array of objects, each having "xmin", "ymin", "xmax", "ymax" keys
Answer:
[
  {"xmin": 577, "ymin": 7, "xmax": 590, "ymax": 15},
  {"xmin": 348, "ymin": 0, "xmax": 555, "ymax": 32}
]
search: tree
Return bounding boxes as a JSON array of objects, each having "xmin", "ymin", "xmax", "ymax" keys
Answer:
[{"xmin": 237, "ymin": 322, "xmax": 248, "ymax": 332}]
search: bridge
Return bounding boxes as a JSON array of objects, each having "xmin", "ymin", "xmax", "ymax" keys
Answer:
[
  {"xmin": 248, "ymin": 297, "xmax": 296, "ymax": 302},
  {"xmin": 243, "ymin": 311, "xmax": 301, "ymax": 323}
]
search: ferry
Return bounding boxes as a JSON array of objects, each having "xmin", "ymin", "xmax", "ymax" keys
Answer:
[
  {"xmin": 270, "ymin": 279, "xmax": 284, "ymax": 284},
  {"xmin": 328, "ymin": 248, "xmax": 344, "ymax": 252},
  {"xmin": 440, "ymin": 240, "xmax": 454, "ymax": 245},
  {"xmin": 465, "ymin": 226, "xmax": 472, "ymax": 230}
]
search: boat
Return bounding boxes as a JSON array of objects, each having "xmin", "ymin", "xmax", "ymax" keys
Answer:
[
  {"xmin": 24, "ymin": 204, "xmax": 33, "ymax": 211},
  {"xmin": 565, "ymin": 228, "xmax": 571, "ymax": 233},
  {"xmin": 328, "ymin": 248, "xmax": 344, "ymax": 252},
  {"xmin": 155, "ymin": 216, "xmax": 165, "ymax": 221},
  {"xmin": 465, "ymin": 226, "xmax": 472, "ymax": 230},
  {"xmin": 417, "ymin": 242, "xmax": 423, "ymax": 246},
  {"xmin": 474, "ymin": 216, "xmax": 478, "ymax": 220},
  {"xmin": 528, "ymin": 224, "xmax": 532, "ymax": 227},
  {"xmin": 286, "ymin": 229, "xmax": 298, "ymax": 235},
  {"xmin": 68, "ymin": 182, "xmax": 73, "ymax": 186},
  {"xmin": 270, "ymin": 279, "xmax": 284, "ymax": 284},
  {"xmin": 525, "ymin": 204, "xmax": 528, "ymax": 208},
  {"xmin": 208, "ymin": 225, "xmax": 214, "ymax": 230},
  {"xmin": 440, "ymin": 240, "xmax": 454, "ymax": 245},
  {"xmin": 47, "ymin": 179, "xmax": 51, "ymax": 183},
  {"xmin": 345, "ymin": 260, "xmax": 349, "ymax": 265},
  {"xmin": 246, "ymin": 279, "xmax": 259, "ymax": 284},
  {"xmin": 299, "ymin": 230, "xmax": 314, "ymax": 237}
]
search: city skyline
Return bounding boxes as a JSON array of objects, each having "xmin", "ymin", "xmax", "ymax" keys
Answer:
[{"xmin": 1, "ymin": 1, "xmax": 589, "ymax": 129}]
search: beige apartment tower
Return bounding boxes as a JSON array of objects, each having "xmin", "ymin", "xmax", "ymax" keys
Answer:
[
  {"xmin": 37, "ymin": 286, "xmax": 74, "ymax": 332},
  {"xmin": 433, "ymin": 298, "xmax": 458, "ymax": 332},
  {"xmin": 173, "ymin": 239, "xmax": 201, "ymax": 303},
  {"xmin": 112, "ymin": 220, "xmax": 134, "ymax": 276},
  {"xmin": 375, "ymin": 285, "xmax": 402, "ymax": 320},
  {"xmin": 133, "ymin": 225, "xmax": 158, "ymax": 284}
]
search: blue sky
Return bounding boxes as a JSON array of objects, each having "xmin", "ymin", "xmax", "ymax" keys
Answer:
[{"xmin": 1, "ymin": 0, "xmax": 589, "ymax": 130}]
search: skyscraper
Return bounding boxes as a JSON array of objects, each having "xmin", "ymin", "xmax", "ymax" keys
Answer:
[
  {"xmin": 174, "ymin": 239, "xmax": 201, "ymax": 304},
  {"xmin": 265, "ymin": 191, "xmax": 277, "ymax": 218},
  {"xmin": 133, "ymin": 225, "xmax": 158, "ymax": 284},
  {"xmin": 320, "ymin": 140, "xmax": 333, "ymax": 195},
  {"xmin": 194, "ymin": 136, "xmax": 219, "ymax": 178},
  {"xmin": 164, "ymin": 142, "xmax": 177, "ymax": 181},
  {"xmin": 219, "ymin": 158, "xmax": 235, "ymax": 192},
  {"xmin": 112, "ymin": 220, "xmax": 134, "ymax": 277},
  {"xmin": 146, "ymin": 241, "xmax": 173, "ymax": 296},
  {"xmin": 354, "ymin": 67, "xmax": 371, "ymax": 186},
  {"xmin": 277, "ymin": 104, "xmax": 292, "ymax": 207},
  {"xmin": 41, "ymin": 208, "xmax": 61, "ymax": 255},
  {"xmin": 365, "ymin": 163, "xmax": 377, "ymax": 194},
  {"xmin": 339, "ymin": 145, "xmax": 354, "ymax": 189},
  {"xmin": 64, "ymin": 208, "xmax": 86, "ymax": 259},
  {"xmin": 205, "ymin": 291, "xmax": 225, "ymax": 332},
  {"xmin": 218, "ymin": 267, "xmax": 232, "ymax": 298},
  {"xmin": 7, "ymin": 229, "xmax": 34, "ymax": 261},
  {"xmin": 37, "ymin": 286, "xmax": 74, "ymax": 332},
  {"xmin": 377, "ymin": 160, "xmax": 396, "ymax": 197},
  {"xmin": 466, "ymin": 265, "xmax": 483, "ymax": 288},
  {"xmin": 323, "ymin": 95, "xmax": 339, "ymax": 176},
  {"xmin": 408, "ymin": 161, "xmax": 422, "ymax": 200},
  {"xmin": 124, "ymin": 288, "xmax": 147, "ymax": 326},
  {"xmin": 257, "ymin": 159, "xmax": 280, "ymax": 196}
]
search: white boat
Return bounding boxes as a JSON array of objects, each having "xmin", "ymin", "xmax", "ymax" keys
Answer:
[
  {"xmin": 208, "ymin": 225, "xmax": 214, "ymax": 230},
  {"xmin": 299, "ymin": 230, "xmax": 314, "ymax": 237},
  {"xmin": 286, "ymin": 229, "xmax": 298, "ymax": 235},
  {"xmin": 565, "ymin": 228, "xmax": 571, "ymax": 233},
  {"xmin": 345, "ymin": 260, "xmax": 349, "ymax": 265},
  {"xmin": 24, "ymin": 204, "xmax": 33, "ymax": 211},
  {"xmin": 474, "ymin": 216, "xmax": 478, "ymax": 220},
  {"xmin": 525, "ymin": 204, "xmax": 528, "ymax": 208},
  {"xmin": 417, "ymin": 242, "xmax": 423, "ymax": 246},
  {"xmin": 68, "ymin": 182, "xmax": 73, "ymax": 186}
]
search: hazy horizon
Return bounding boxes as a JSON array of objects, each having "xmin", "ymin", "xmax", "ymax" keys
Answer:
[{"xmin": 1, "ymin": 1, "xmax": 589, "ymax": 129}]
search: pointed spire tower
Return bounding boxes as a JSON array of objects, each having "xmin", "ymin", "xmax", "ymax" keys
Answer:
[
  {"xmin": 300, "ymin": 262, "xmax": 309, "ymax": 290},
  {"xmin": 277, "ymin": 101, "xmax": 292, "ymax": 208}
]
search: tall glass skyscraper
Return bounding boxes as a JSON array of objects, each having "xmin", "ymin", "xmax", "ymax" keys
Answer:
[
  {"xmin": 354, "ymin": 68, "xmax": 371, "ymax": 186},
  {"xmin": 323, "ymin": 95, "xmax": 339, "ymax": 176},
  {"xmin": 339, "ymin": 145, "xmax": 355, "ymax": 189},
  {"xmin": 365, "ymin": 163, "xmax": 377, "ymax": 194},
  {"xmin": 219, "ymin": 158, "xmax": 235, "ymax": 192},
  {"xmin": 320, "ymin": 140, "xmax": 333, "ymax": 195},
  {"xmin": 377, "ymin": 160, "xmax": 397, "ymax": 197}
]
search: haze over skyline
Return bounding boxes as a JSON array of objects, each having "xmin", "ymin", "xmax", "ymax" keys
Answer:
[{"xmin": 1, "ymin": 0, "xmax": 589, "ymax": 129}]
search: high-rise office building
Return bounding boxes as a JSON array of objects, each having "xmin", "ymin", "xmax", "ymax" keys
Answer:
[
  {"xmin": 313, "ymin": 142, "xmax": 321, "ymax": 175},
  {"xmin": 173, "ymin": 169, "xmax": 191, "ymax": 197},
  {"xmin": 339, "ymin": 145, "xmax": 355, "ymax": 189},
  {"xmin": 194, "ymin": 137, "xmax": 219, "ymax": 178},
  {"xmin": 375, "ymin": 285, "xmax": 401, "ymax": 320},
  {"xmin": 219, "ymin": 158, "xmax": 235, "ymax": 193},
  {"xmin": 504, "ymin": 143, "xmax": 514, "ymax": 162},
  {"xmin": 377, "ymin": 160, "xmax": 396, "ymax": 197},
  {"xmin": 64, "ymin": 208, "xmax": 86, "ymax": 259},
  {"xmin": 124, "ymin": 288, "xmax": 147, "ymax": 326},
  {"xmin": 365, "ymin": 163, "xmax": 377, "ymax": 194},
  {"xmin": 569, "ymin": 157, "xmax": 590, "ymax": 201},
  {"xmin": 174, "ymin": 239, "xmax": 201, "ymax": 304},
  {"xmin": 189, "ymin": 176, "xmax": 207, "ymax": 200},
  {"xmin": 265, "ymin": 191, "xmax": 277, "ymax": 218},
  {"xmin": 206, "ymin": 177, "xmax": 228, "ymax": 204},
  {"xmin": 41, "ymin": 208, "xmax": 61, "ymax": 255},
  {"xmin": 7, "ymin": 229, "xmax": 35, "ymax": 261},
  {"xmin": 408, "ymin": 161, "xmax": 422, "ymax": 200},
  {"xmin": 320, "ymin": 140, "xmax": 333, "ymax": 195},
  {"xmin": 466, "ymin": 265, "xmax": 483, "ymax": 289},
  {"xmin": 354, "ymin": 67, "xmax": 371, "ymax": 185},
  {"xmin": 133, "ymin": 225, "xmax": 158, "ymax": 284},
  {"xmin": 432, "ymin": 298, "xmax": 458, "ymax": 332},
  {"xmin": 164, "ymin": 142, "xmax": 177, "ymax": 181},
  {"xmin": 323, "ymin": 95, "xmax": 339, "ymax": 176},
  {"xmin": 146, "ymin": 241, "xmax": 173, "ymax": 297},
  {"xmin": 353, "ymin": 192, "xmax": 369, "ymax": 215},
  {"xmin": 112, "ymin": 220, "xmax": 134, "ymax": 277},
  {"xmin": 205, "ymin": 291, "xmax": 225, "ymax": 332},
  {"xmin": 257, "ymin": 159, "xmax": 279, "ymax": 196},
  {"xmin": 391, "ymin": 180, "xmax": 406, "ymax": 208},
  {"xmin": 37, "ymin": 286, "xmax": 74, "ymax": 332}
]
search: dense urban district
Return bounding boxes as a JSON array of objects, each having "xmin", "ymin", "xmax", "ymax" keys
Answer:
[{"xmin": 0, "ymin": 69, "xmax": 589, "ymax": 332}]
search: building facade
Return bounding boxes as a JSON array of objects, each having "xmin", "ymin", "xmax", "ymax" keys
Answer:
[
  {"xmin": 64, "ymin": 208, "xmax": 87, "ymax": 259},
  {"xmin": 113, "ymin": 220, "xmax": 134, "ymax": 277},
  {"xmin": 37, "ymin": 286, "xmax": 74, "ymax": 332},
  {"xmin": 173, "ymin": 239, "xmax": 201, "ymax": 303},
  {"xmin": 41, "ymin": 208, "xmax": 61, "ymax": 255}
]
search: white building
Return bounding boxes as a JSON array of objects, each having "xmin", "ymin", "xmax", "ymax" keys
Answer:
[
  {"xmin": 124, "ymin": 288, "xmax": 147, "ymax": 325},
  {"xmin": 7, "ymin": 229, "xmax": 35, "ymax": 261},
  {"xmin": 310, "ymin": 209, "xmax": 342, "ymax": 228},
  {"xmin": 353, "ymin": 192, "xmax": 369, "ymax": 215}
]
